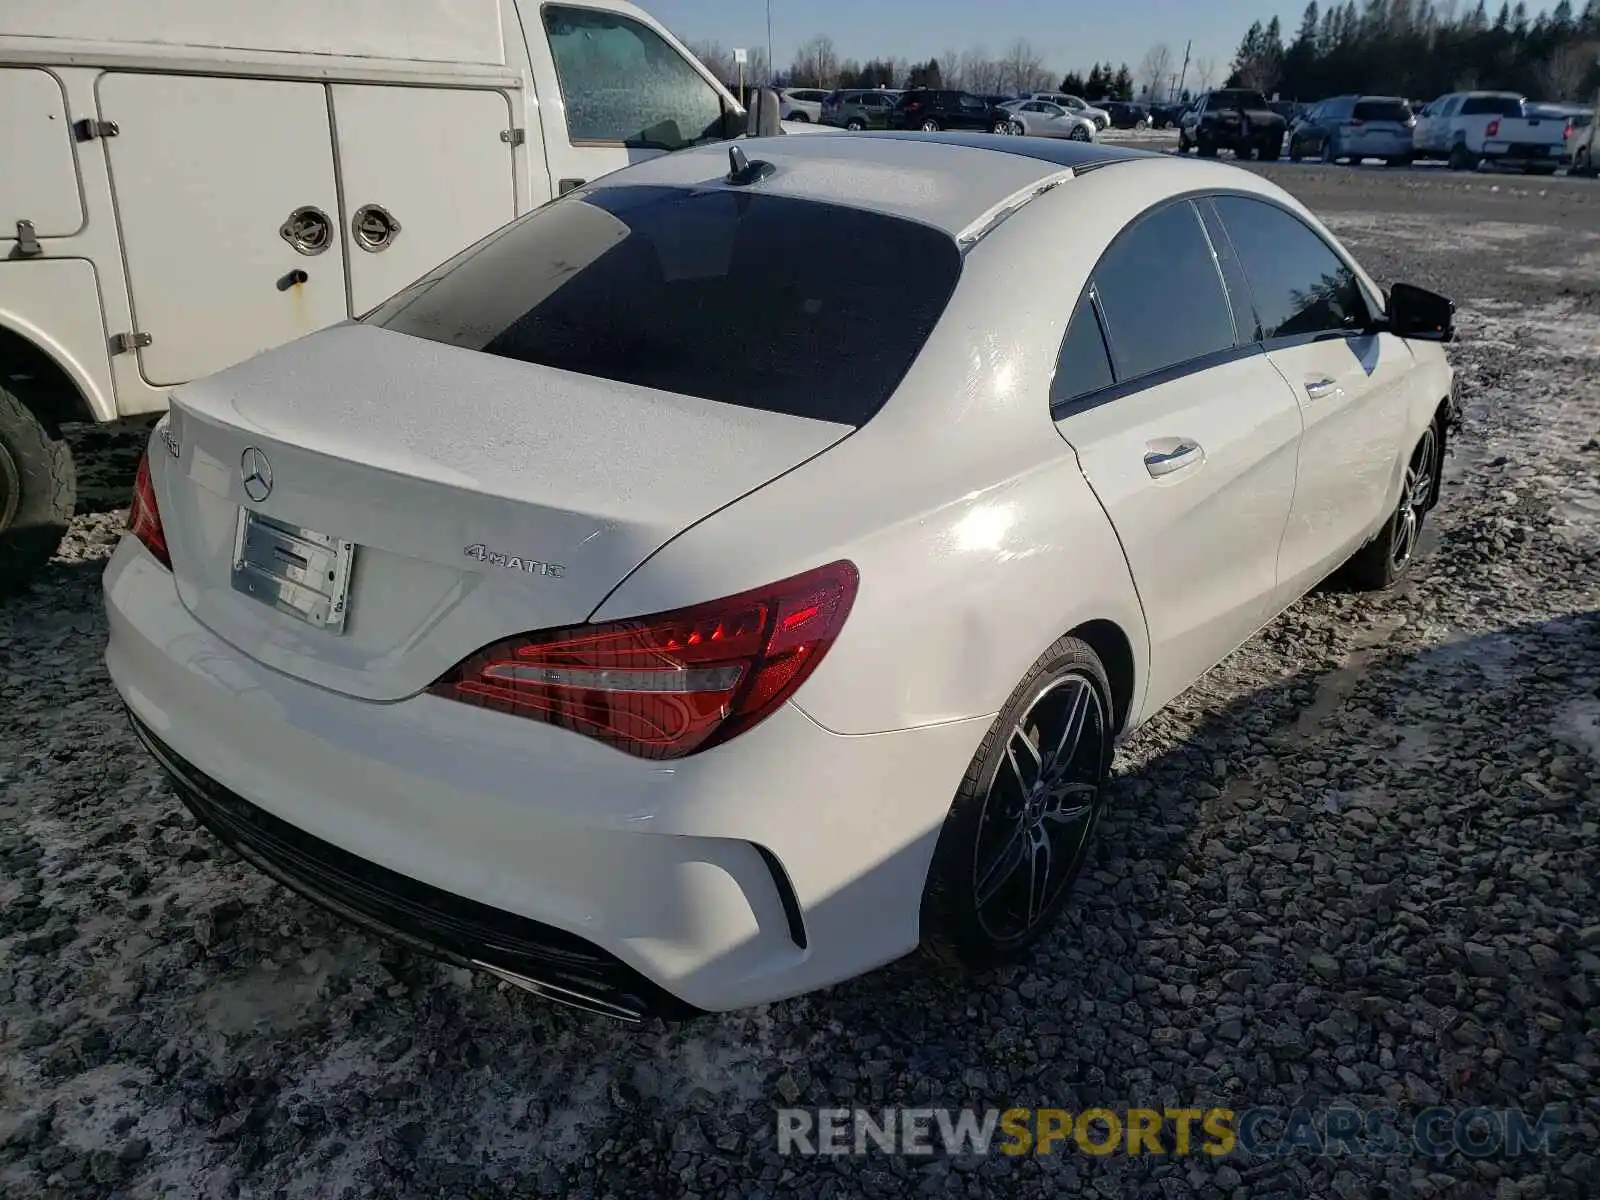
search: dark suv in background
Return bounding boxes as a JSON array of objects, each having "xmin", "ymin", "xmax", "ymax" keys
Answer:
[
  {"xmin": 821, "ymin": 88, "xmax": 901, "ymax": 130},
  {"xmin": 890, "ymin": 89, "xmax": 1015, "ymax": 133}
]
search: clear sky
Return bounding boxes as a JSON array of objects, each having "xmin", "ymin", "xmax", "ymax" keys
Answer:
[{"xmin": 649, "ymin": 0, "xmax": 1293, "ymax": 82}]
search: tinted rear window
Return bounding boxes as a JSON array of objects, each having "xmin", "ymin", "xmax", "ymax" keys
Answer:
[
  {"xmin": 1354, "ymin": 99, "xmax": 1412, "ymax": 122},
  {"xmin": 1461, "ymin": 95, "xmax": 1523, "ymax": 116},
  {"xmin": 363, "ymin": 186, "xmax": 962, "ymax": 426}
]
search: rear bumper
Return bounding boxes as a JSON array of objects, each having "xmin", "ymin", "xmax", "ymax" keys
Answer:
[{"xmin": 103, "ymin": 539, "xmax": 990, "ymax": 1014}]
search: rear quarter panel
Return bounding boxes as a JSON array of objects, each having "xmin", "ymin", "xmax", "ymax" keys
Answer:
[{"xmin": 589, "ymin": 181, "xmax": 1160, "ymax": 737}]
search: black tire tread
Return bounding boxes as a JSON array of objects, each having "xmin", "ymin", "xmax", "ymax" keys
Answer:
[
  {"xmin": 0, "ymin": 384, "xmax": 76, "ymax": 596},
  {"xmin": 920, "ymin": 634, "xmax": 1112, "ymax": 974},
  {"xmin": 1342, "ymin": 418, "xmax": 1441, "ymax": 592}
]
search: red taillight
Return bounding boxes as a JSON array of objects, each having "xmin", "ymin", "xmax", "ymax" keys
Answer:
[
  {"xmin": 1566, "ymin": 120, "xmax": 1575, "ymax": 138},
  {"xmin": 1485, "ymin": 118, "xmax": 1500, "ymax": 137},
  {"xmin": 429, "ymin": 561, "xmax": 860, "ymax": 759},
  {"xmin": 127, "ymin": 451, "xmax": 171, "ymax": 569}
]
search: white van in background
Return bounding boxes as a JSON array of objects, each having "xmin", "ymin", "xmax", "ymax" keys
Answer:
[{"xmin": 0, "ymin": 0, "xmax": 751, "ymax": 587}]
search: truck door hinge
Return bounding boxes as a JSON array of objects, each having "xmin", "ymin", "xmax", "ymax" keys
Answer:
[
  {"xmin": 13, "ymin": 220, "xmax": 43, "ymax": 258},
  {"xmin": 74, "ymin": 118, "xmax": 120, "ymax": 141},
  {"xmin": 110, "ymin": 331, "xmax": 152, "ymax": 355},
  {"xmin": 500, "ymin": 128, "xmax": 525, "ymax": 146}
]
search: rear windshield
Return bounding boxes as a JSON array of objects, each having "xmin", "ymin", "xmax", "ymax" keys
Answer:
[
  {"xmin": 363, "ymin": 186, "xmax": 962, "ymax": 426},
  {"xmin": 1354, "ymin": 99, "xmax": 1413, "ymax": 122},
  {"xmin": 1461, "ymin": 95, "xmax": 1524, "ymax": 116}
]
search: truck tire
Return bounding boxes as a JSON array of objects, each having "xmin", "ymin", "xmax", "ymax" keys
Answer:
[
  {"xmin": 1448, "ymin": 143, "xmax": 1477, "ymax": 171},
  {"xmin": 1197, "ymin": 132, "xmax": 1218, "ymax": 158},
  {"xmin": 0, "ymin": 385, "xmax": 76, "ymax": 596}
]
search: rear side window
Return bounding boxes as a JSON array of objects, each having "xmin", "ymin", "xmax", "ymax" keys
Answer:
[
  {"xmin": 1461, "ymin": 95, "xmax": 1523, "ymax": 117},
  {"xmin": 1211, "ymin": 196, "xmax": 1369, "ymax": 340},
  {"xmin": 1354, "ymin": 99, "xmax": 1412, "ymax": 122},
  {"xmin": 1090, "ymin": 201, "xmax": 1237, "ymax": 381},
  {"xmin": 1051, "ymin": 298, "xmax": 1115, "ymax": 407},
  {"xmin": 364, "ymin": 186, "xmax": 962, "ymax": 427}
]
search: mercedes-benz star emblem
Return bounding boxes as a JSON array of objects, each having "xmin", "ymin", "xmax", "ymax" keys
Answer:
[{"xmin": 240, "ymin": 447, "xmax": 273, "ymax": 503}]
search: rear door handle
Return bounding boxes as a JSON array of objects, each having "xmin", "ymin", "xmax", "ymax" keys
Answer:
[
  {"xmin": 1144, "ymin": 440, "xmax": 1203, "ymax": 477},
  {"xmin": 1304, "ymin": 376, "xmax": 1339, "ymax": 399}
]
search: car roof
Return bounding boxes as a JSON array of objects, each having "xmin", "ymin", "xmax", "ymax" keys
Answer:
[{"xmin": 590, "ymin": 132, "xmax": 1159, "ymax": 239}]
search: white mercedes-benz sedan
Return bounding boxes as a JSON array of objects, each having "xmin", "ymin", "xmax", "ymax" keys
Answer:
[{"xmin": 104, "ymin": 133, "xmax": 1459, "ymax": 1021}]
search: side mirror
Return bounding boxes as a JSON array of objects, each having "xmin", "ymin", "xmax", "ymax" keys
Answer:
[
  {"xmin": 740, "ymin": 88, "xmax": 782, "ymax": 138},
  {"xmin": 1387, "ymin": 282, "xmax": 1456, "ymax": 342}
]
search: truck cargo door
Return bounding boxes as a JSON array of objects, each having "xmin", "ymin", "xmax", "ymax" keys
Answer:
[
  {"xmin": 329, "ymin": 85, "xmax": 518, "ymax": 315},
  {"xmin": 0, "ymin": 68, "xmax": 84, "ymax": 245},
  {"xmin": 97, "ymin": 73, "xmax": 349, "ymax": 386}
]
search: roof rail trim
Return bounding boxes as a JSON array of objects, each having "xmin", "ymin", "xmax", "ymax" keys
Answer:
[{"xmin": 954, "ymin": 168, "xmax": 1076, "ymax": 250}]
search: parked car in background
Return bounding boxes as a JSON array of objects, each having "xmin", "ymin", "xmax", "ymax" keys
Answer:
[
  {"xmin": 890, "ymin": 89, "xmax": 1015, "ymax": 133},
  {"xmin": 1412, "ymin": 91, "xmax": 1564, "ymax": 173},
  {"xmin": 1003, "ymin": 99, "xmax": 1096, "ymax": 140},
  {"xmin": 779, "ymin": 88, "xmax": 828, "ymax": 123},
  {"xmin": 1148, "ymin": 101, "xmax": 1187, "ymax": 129},
  {"xmin": 1289, "ymin": 96, "xmax": 1415, "ymax": 166},
  {"xmin": 1568, "ymin": 95, "xmax": 1599, "ymax": 174},
  {"xmin": 1178, "ymin": 89, "xmax": 1287, "ymax": 159},
  {"xmin": 1019, "ymin": 92, "xmax": 1111, "ymax": 130},
  {"xmin": 106, "ymin": 133, "xmax": 1457, "ymax": 1019},
  {"xmin": 821, "ymin": 88, "xmax": 901, "ymax": 130},
  {"xmin": 0, "ymin": 0, "xmax": 748, "ymax": 593},
  {"xmin": 1099, "ymin": 101, "xmax": 1151, "ymax": 130},
  {"xmin": 1527, "ymin": 102, "xmax": 1594, "ymax": 164}
]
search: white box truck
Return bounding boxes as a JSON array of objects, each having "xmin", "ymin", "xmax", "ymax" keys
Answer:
[{"xmin": 0, "ymin": 0, "xmax": 757, "ymax": 587}]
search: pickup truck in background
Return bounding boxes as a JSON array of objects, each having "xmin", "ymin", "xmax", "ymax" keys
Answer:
[{"xmin": 1412, "ymin": 91, "xmax": 1565, "ymax": 173}]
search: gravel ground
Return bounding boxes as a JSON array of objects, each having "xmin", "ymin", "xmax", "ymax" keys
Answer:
[{"xmin": 2, "ymin": 169, "xmax": 1599, "ymax": 1199}]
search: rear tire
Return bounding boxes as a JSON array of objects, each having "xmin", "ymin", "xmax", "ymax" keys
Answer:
[
  {"xmin": 920, "ymin": 118, "xmax": 942, "ymax": 132},
  {"xmin": 1069, "ymin": 124, "xmax": 1090, "ymax": 142},
  {"xmin": 1177, "ymin": 129, "xmax": 1192, "ymax": 153},
  {"xmin": 920, "ymin": 636, "xmax": 1114, "ymax": 972},
  {"xmin": 846, "ymin": 118, "xmax": 865, "ymax": 131},
  {"xmin": 1196, "ymin": 134, "xmax": 1218, "ymax": 158},
  {"xmin": 1259, "ymin": 137, "xmax": 1282, "ymax": 161},
  {"xmin": 1574, "ymin": 147, "xmax": 1592, "ymax": 177},
  {"xmin": 1343, "ymin": 420, "xmax": 1442, "ymax": 591},
  {"xmin": 1448, "ymin": 143, "xmax": 1476, "ymax": 171},
  {"xmin": 0, "ymin": 385, "xmax": 76, "ymax": 596}
]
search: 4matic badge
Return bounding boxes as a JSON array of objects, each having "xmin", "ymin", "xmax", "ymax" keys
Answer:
[{"xmin": 464, "ymin": 544, "xmax": 565, "ymax": 578}]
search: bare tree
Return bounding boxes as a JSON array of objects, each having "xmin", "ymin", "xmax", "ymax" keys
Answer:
[
  {"xmin": 1538, "ymin": 40, "xmax": 1599, "ymax": 100},
  {"xmin": 1139, "ymin": 42, "xmax": 1176, "ymax": 100},
  {"xmin": 999, "ymin": 38, "xmax": 1048, "ymax": 94},
  {"xmin": 688, "ymin": 39, "xmax": 734, "ymax": 84},
  {"xmin": 959, "ymin": 46, "xmax": 1005, "ymax": 94},
  {"xmin": 1194, "ymin": 55, "xmax": 1218, "ymax": 91},
  {"xmin": 939, "ymin": 47, "xmax": 963, "ymax": 88},
  {"xmin": 789, "ymin": 35, "xmax": 839, "ymax": 88},
  {"xmin": 745, "ymin": 47, "xmax": 771, "ymax": 87}
]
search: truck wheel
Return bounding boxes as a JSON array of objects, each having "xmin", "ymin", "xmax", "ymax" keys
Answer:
[
  {"xmin": 0, "ymin": 385, "xmax": 76, "ymax": 596},
  {"xmin": 1197, "ymin": 134, "xmax": 1218, "ymax": 158},
  {"xmin": 1448, "ymin": 143, "xmax": 1476, "ymax": 171},
  {"xmin": 1259, "ymin": 137, "xmax": 1282, "ymax": 161},
  {"xmin": 1574, "ymin": 147, "xmax": 1592, "ymax": 177}
]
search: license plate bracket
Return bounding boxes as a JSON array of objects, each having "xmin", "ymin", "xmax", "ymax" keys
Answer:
[{"xmin": 231, "ymin": 508, "xmax": 356, "ymax": 633}]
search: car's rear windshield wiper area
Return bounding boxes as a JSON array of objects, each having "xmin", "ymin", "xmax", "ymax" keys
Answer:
[{"xmin": 364, "ymin": 186, "xmax": 964, "ymax": 427}]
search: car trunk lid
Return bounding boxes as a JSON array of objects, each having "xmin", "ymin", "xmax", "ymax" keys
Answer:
[{"xmin": 157, "ymin": 322, "xmax": 852, "ymax": 702}]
